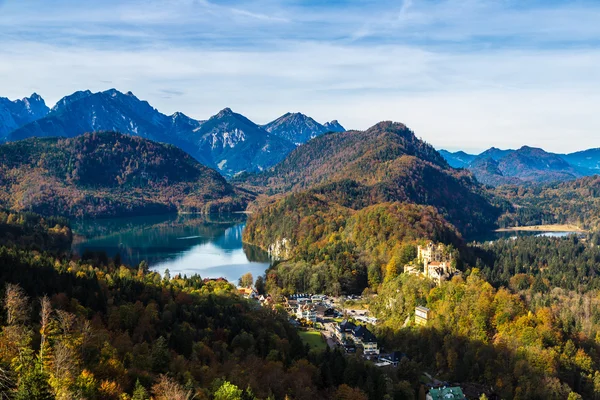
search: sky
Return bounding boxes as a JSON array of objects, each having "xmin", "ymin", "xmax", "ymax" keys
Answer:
[{"xmin": 1, "ymin": 0, "xmax": 599, "ymax": 153}]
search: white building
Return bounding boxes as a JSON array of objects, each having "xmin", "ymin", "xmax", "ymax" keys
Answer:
[
  {"xmin": 405, "ymin": 242, "xmax": 457, "ymax": 286},
  {"xmin": 296, "ymin": 304, "xmax": 317, "ymax": 323}
]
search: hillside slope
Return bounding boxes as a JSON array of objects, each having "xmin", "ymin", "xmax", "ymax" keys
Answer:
[
  {"xmin": 495, "ymin": 175, "xmax": 600, "ymax": 230},
  {"xmin": 0, "ymin": 132, "xmax": 248, "ymax": 218},
  {"xmin": 241, "ymin": 121, "xmax": 500, "ymax": 235}
]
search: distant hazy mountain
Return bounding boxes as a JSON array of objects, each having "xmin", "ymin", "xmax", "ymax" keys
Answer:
[
  {"xmin": 9, "ymin": 89, "xmax": 184, "ymax": 143},
  {"xmin": 496, "ymin": 146, "xmax": 580, "ymax": 181},
  {"xmin": 3, "ymin": 89, "xmax": 341, "ymax": 177},
  {"xmin": 323, "ymin": 120, "xmax": 346, "ymax": 132},
  {"xmin": 189, "ymin": 107, "xmax": 296, "ymax": 176},
  {"xmin": 0, "ymin": 93, "xmax": 49, "ymax": 139},
  {"xmin": 478, "ymin": 147, "xmax": 515, "ymax": 161},
  {"xmin": 560, "ymin": 149, "xmax": 600, "ymax": 172},
  {"xmin": 438, "ymin": 150, "xmax": 477, "ymax": 168},
  {"xmin": 263, "ymin": 112, "xmax": 334, "ymax": 144},
  {"xmin": 440, "ymin": 146, "xmax": 591, "ymax": 186}
]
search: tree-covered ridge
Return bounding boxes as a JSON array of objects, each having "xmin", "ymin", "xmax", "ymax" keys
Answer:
[
  {"xmin": 371, "ymin": 270, "xmax": 600, "ymax": 399},
  {"xmin": 472, "ymin": 234, "xmax": 600, "ymax": 292},
  {"xmin": 0, "ymin": 210, "xmax": 71, "ymax": 252},
  {"xmin": 240, "ymin": 121, "xmax": 448, "ymax": 192},
  {"xmin": 0, "ymin": 132, "xmax": 250, "ymax": 218},
  {"xmin": 0, "ymin": 241, "xmax": 414, "ymax": 399},
  {"xmin": 495, "ymin": 176, "xmax": 600, "ymax": 230},
  {"xmin": 239, "ymin": 121, "xmax": 501, "ymax": 236},
  {"xmin": 245, "ymin": 193, "xmax": 461, "ymax": 294}
]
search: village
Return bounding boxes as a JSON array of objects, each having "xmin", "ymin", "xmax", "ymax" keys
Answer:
[{"xmin": 237, "ymin": 242, "xmax": 471, "ymax": 400}]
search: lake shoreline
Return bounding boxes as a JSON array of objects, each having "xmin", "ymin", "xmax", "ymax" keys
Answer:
[{"xmin": 495, "ymin": 224, "xmax": 587, "ymax": 233}]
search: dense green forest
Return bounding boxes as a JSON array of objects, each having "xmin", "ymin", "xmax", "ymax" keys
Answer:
[
  {"xmin": 0, "ymin": 132, "xmax": 250, "ymax": 218},
  {"xmin": 495, "ymin": 176, "xmax": 600, "ymax": 230},
  {"xmin": 244, "ymin": 194, "xmax": 461, "ymax": 294},
  {"xmin": 0, "ymin": 212, "xmax": 416, "ymax": 399},
  {"xmin": 0, "ymin": 211, "xmax": 71, "ymax": 252},
  {"xmin": 371, "ymin": 268, "xmax": 599, "ymax": 400}
]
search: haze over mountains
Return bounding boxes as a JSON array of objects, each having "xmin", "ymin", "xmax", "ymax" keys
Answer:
[
  {"xmin": 1, "ymin": 90, "xmax": 345, "ymax": 177},
  {"xmin": 440, "ymin": 146, "xmax": 600, "ymax": 186},
  {"xmin": 2, "ymin": 89, "xmax": 600, "ymax": 189}
]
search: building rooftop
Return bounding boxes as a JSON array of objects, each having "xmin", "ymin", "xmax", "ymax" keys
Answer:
[
  {"xmin": 381, "ymin": 351, "xmax": 407, "ymax": 363},
  {"xmin": 352, "ymin": 325, "xmax": 377, "ymax": 343},
  {"xmin": 427, "ymin": 387, "xmax": 465, "ymax": 400},
  {"xmin": 339, "ymin": 319, "xmax": 356, "ymax": 332}
]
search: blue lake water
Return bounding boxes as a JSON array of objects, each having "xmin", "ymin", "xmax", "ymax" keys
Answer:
[{"xmin": 71, "ymin": 214, "xmax": 270, "ymax": 283}]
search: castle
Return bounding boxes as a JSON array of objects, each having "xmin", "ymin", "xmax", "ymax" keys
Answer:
[{"xmin": 404, "ymin": 242, "xmax": 457, "ymax": 285}]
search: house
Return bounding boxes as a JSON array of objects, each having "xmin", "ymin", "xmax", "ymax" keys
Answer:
[
  {"xmin": 313, "ymin": 304, "xmax": 329, "ymax": 319},
  {"xmin": 379, "ymin": 351, "xmax": 407, "ymax": 367},
  {"xmin": 415, "ymin": 306, "xmax": 430, "ymax": 326},
  {"xmin": 296, "ymin": 303, "xmax": 317, "ymax": 323},
  {"xmin": 335, "ymin": 320, "xmax": 356, "ymax": 343},
  {"xmin": 426, "ymin": 387, "xmax": 466, "ymax": 400},
  {"xmin": 351, "ymin": 325, "xmax": 379, "ymax": 355},
  {"xmin": 311, "ymin": 294, "xmax": 326, "ymax": 303},
  {"xmin": 237, "ymin": 287, "xmax": 257, "ymax": 299},
  {"xmin": 259, "ymin": 294, "xmax": 275, "ymax": 308},
  {"xmin": 285, "ymin": 298, "xmax": 298, "ymax": 313}
]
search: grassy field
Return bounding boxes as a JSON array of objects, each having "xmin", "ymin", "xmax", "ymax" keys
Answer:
[
  {"xmin": 495, "ymin": 224, "xmax": 586, "ymax": 233},
  {"xmin": 298, "ymin": 330, "xmax": 327, "ymax": 350}
]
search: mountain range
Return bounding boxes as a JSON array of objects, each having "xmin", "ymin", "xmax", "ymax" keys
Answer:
[
  {"xmin": 0, "ymin": 93, "xmax": 49, "ymax": 138},
  {"xmin": 1, "ymin": 90, "xmax": 345, "ymax": 177},
  {"xmin": 440, "ymin": 146, "xmax": 599, "ymax": 186},
  {"xmin": 262, "ymin": 112, "xmax": 345, "ymax": 144}
]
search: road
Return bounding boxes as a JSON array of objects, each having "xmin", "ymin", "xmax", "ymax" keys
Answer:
[{"xmin": 322, "ymin": 321, "xmax": 338, "ymax": 349}]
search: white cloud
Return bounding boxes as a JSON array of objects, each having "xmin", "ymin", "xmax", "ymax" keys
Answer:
[{"xmin": 0, "ymin": 0, "xmax": 600, "ymax": 152}]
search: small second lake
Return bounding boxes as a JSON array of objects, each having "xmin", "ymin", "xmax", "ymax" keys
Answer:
[
  {"xmin": 467, "ymin": 230, "xmax": 584, "ymax": 243},
  {"xmin": 71, "ymin": 214, "xmax": 270, "ymax": 283}
]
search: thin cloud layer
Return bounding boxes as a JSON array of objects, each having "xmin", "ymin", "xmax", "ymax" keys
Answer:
[{"xmin": 0, "ymin": 0, "xmax": 599, "ymax": 152}]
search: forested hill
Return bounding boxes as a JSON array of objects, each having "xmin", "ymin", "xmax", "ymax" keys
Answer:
[
  {"xmin": 241, "ymin": 121, "xmax": 448, "ymax": 192},
  {"xmin": 496, "ymin": 175, "xmax": 600, "ymax": 230},
  {"xmin": 240, "ymin": 121, "xmax": 501, "ymax": 235},
  {"xmin": 0, "ymin": 132, "xmax": 249, "ymax": 218},
  {"xmin": 241, "ymin": 121, "xmax": 501, "ymax": 296}
]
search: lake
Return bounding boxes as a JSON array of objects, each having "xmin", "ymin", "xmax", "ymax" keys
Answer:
[
  {"xmin": 467, "ymin": 230, "xmax": 584, "ymax": 243},
  {"xmin": 71, "ymin": 214, "xmax": 271, "ymax": 283}
]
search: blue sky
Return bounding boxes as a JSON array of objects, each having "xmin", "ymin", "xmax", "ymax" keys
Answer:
[{"xmin": 1, "ymin": 0, "xmax": 600, "ymax": 152}]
